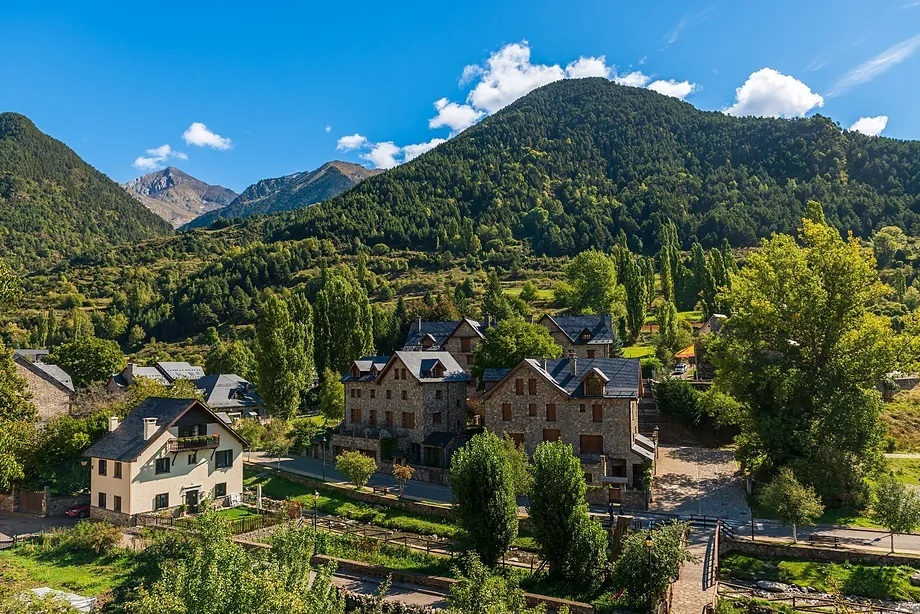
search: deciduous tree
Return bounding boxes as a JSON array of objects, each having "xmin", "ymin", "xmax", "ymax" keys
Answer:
[
  {"xmin": 46, "ymin": 335, "xmax": 126, "ymax": 388},
  {"xmin": 610, "ymin": 522, "xmax": 694, "ymax": 610},
  {"xmin": 314, "ymin": 271, "xmax": 374, "ymax": 376},
  {"xmin": 318, "ymin": 368, "xmax": 345, "ymax": 424},
  {"xmin": 255, "ymin": 294, "xmax": 309, "ymax": 418},
  {"xmin": 758, "ymin": 468, "xmax": 824, "ymax": 543},
  {"xmin": 872, "ymin": 474, "xmax": 920, "ymax": 553},
  {"xmin": 206, "ymin": 339, "xmax": 256, "ymax": 380},
  {"xmin": 335, "ymin": 450, "xmax": 377, "ymax": 489},
  {"xmin": 554, "ymin": 250, "xmax": 623, "ymax": 315},
  {"xmin": 472, "ymin": 318, "xmax": 561, "ymax": 378}
]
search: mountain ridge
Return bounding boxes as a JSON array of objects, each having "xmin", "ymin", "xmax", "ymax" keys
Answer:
[
  {"xmin": 182, "ymin": 160, "xmax": 379, "ymax": 230},
  {"xmin": 123, "ymin": 167, "xmax": 238, "ymax": 228}
]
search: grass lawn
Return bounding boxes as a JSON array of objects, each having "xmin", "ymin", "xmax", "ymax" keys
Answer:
[
  {"xmin": 218, "ymin": 506, "xmax": 263, "ymax": 520},
  {"xmin": 721, "ymin": 553, "xmax": 920, "ymax": 601},
  {"xmin": 244, "ymin": 468, "xmax": 460, "ymax": 537},
  {"xmin": 678, "ymin": 310, "xmax": 704, "ymax": 323},
  {"xmin": 884, "ymin": 388, "xmax": 920, "ymax": 452},
  {"xmin": 0, "ymin": 547, "xmax": 135, "ymax": 597},
  {"xmin": 623, "ymin": 344, "xmax": 654, "ymax": 359},
  {"xmin": 889, "ymin": 457, "xmax": 920, "ymax": 486},
  {"xmin": 747, "ymin": 495, "xmax": 881, "ymax": 529}
]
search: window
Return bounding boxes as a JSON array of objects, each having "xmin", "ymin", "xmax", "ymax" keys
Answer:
[
  {"xmin": 508, "ymin": 433, "xmax": 525, "ymax": 446},
  {"xmin": 351, "ymin": 366, "xmax": 360, "ymax": 379},
  {"xmin": 401, "ymin": 368, "xmax": 408, "ymax": 380},
  {"xmin": 502, "ymin": 403, "xmax": 512, "ymax": 421},
  {"xmin": 350, "ymin": 408, "xmax": 362, "ymax": 424},
  {"xmin": 113, "ymin": 462, "xmax": 122, "ymax": 479},
  {"xmin": 515, "ymin": 379, "xmax": 524, "ymax": 395},
  {"xmin": 528, "ymin": 403, "xmax": 537, "ymax": 417},
  {"xmin": 587, "ymin": 349, "xmax": 595, "ymax": 359},
  {"xmin": 432, "ymin": 412, "xmax": 442, "ymax": 424},
  {"xmin": 356, "ymin": 388, "xmax": 362, "ymax": 398},
  {"xmin": 215, "ymin": 450, "xmax": 233, "ymax": 469},
  {"xmin": 155, "ymin": 458, "xmax": 170, "ymax": 474},
  {"xmin": 386, "ymin": 390, "xmax": 392, "ymax": 400},
  {"xmin": 584, "ymin": 472, "xmax": 593, "ymax": 484},
  {"xmin": 154, "ymin": 493, "xmax": 169, "ymax": 510},
  {"xmin": 401, "ymin": 390, "xmax": 408, "ymax": 400},
  {"xmin": 188, "ymin": 453, "xmax": 197, "ymax": 465},
  {"xmin": 350, "ymin": 389, "xmax": 355, "ymax": 398},
  {"xmin": 465, "ymin": 355, "xmax": 472, "ymax": 365},
  {"xmin": 546, "ymin": 404, "xmax": 557, "ymax": 422},
  {"xmin": 385, "ymin": 411, "xmax": 393, "ymax": 427},
  {"xmin": 98, "ymin": 459, "xmax": 107, "ymax": 476},
  {"xmin": 528, "ymin": 378, "xmax": 537, "ymax": 395},
  {"xmin": 461, "ymin": 337, "xmax": 472, "ymax": 352},
  {"xmin": 592, "ymin": 404, "xmax": 603, "ymax": 422},
  {"xmin": 98, "ymin": 492, "xmax": 106, "ymax": 509},
  {"xmin": 435, "ymin": 389, "xmax": 442, "ymax": 400},
  {"xmin": 580, "ymin": 434, "xmax": 604, "ymax": 454},
  {"xmin": 579, "ymin": 403, "xmax": 586, "ymax": 413},
  {"xmin": 113, "ymin": 495, "xmax": 122, "ymax": 512},
  {"xmin": 584, "ymin": 375, "xmax": 604, "ymax": 397},
  {"xmin": 370, "ymin": 389, "xmax": 376, "ymax": 399},
  {"xmin": 542, "ymin": 429, "xmax": 561, "ymax": 442},
  {"xmin": 402, "ymin": 412, "xmax": 415, "ymax": 429},
  {"xmin": 368, "ymin": 409, "xmax": 377, "ymax": 425},
  {"xmin": 214, "ymin": 482, "xmax": 227, "ymax": 498},
  {"xmin": 178, "ymin": 425, "xmax": 198, "ymax": 437}
]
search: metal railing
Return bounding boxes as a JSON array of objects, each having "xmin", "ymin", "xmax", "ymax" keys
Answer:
[{"xmin": 168, "ymin": 434, "xmax": 220, "ymax": 452}]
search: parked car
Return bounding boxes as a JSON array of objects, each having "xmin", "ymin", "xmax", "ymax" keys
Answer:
[{"xmin": 65, "ymin": 504, "xmax": 90, "ymax": 518}]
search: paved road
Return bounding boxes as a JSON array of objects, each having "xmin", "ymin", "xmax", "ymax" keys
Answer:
[
  {"xmin": 0, "ymin": 512, "xmax": 78, "ymax": 540},
  {"xmin": 330, "ymin": 572, "xmax": 448, "ymax": 609},
  {"xmin": 247, "ymin": 452, "xmax": 455, "ymax": 503}
]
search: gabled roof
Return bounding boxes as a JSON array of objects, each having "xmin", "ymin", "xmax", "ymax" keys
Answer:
[
  {"xmin": 483, "ymin": 357, "xmax": 641, "ymax": 400},
  {"xmin": 342, "ymin": 356, "xmax": 392, "ymax": 382},
  {"xmin": 402, "ymin": 318, "xmax": 489, "ymax": 350},
  {"xmin": 155, "ymin": 362, "xmax": 206, "ymax": 381},
  {"xmin": 346, "ymin": 352, "xmax": 471, "ymax": 383},
  {"xmin": 13, "ymin": 349, "xmax": 50, "ymax": 363},
  {"xmin": 196, "ymin": 374, "xmax": 262, "ymax": 409},
  {"xmin": 83, "ymin": 397, "xmax": 248, "ymax": 462},
  {"xmin": 14, "ymin": 355, "xmax": 75, "ymax": 393},
  {"xmin": 539, "ymin": 314, "xmax": 616, "ymax": 345}
]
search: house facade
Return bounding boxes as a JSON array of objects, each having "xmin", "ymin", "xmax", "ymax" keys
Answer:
[
  {"xmin": 402, "ymin": 318, "xmax": 488, "ymax": 371},
  {"xmin": 107, "ymin": 362, "xmax": 206, "ymax": 393},
  {"xmin": 538, "ymin": 315, "xmax": 618, "ymax": 359},
  {"xmin": 13, "ymin": 349, "xmax": 75, "ymax": 421},
  {"xmin": 83, "ymin": 398, "xmax": 247, "ymax": 525},
  {"xmin": 482, "ymin": 357, "xmax": 654, "ymax": 506},
  {"xmin": 331, "ymin": 351, "xmax": 471, "ymax": 468}
]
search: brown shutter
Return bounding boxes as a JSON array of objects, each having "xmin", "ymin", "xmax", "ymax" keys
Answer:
[
  {"xmin": 580, "ymin": 434, "xmax": 604, "ymax": 454},
  {"xmin": 502, "ymin": 403, "xmax": 513, "ymax": 421},
  {"xmin": 546, "ymin": 404, "xmax": 556, "ymax": 422},
  {"xmin": 528, "ymin": 378, "xmax": 537, "ymax": 395},
  {"xmin": 515, "ymin": 379, "xmax": 524, "ymax": 395},
  {"xmin": 542, "ymin": 429, "xmax": 561, "ymax": 442},
  {"xmin": 592, "ymin": 404, "xmax": 603, "ymax": 422}
]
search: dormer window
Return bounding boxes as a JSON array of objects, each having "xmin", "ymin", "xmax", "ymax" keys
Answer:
[
  {"xmin": 430, "ymin": 361, "xmax": 445, "ymax": 378},
  {"xmin": 351, "ymin": 366, "xmax": 360, "ymax": 379},
  {"xmin": 580, "ymin": 328, "xmax": 593, "ymax": 341},
  {"xmin": 422, "ymin": 335, "xmax": 434, "ymax": 348},
  {"xmin": 583, "ymin": 372, "xmax": 606, "ymax": 397}
]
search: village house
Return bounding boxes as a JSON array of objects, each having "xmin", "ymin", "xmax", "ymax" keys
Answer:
[
  {"xmin": 107, "ymin": 361, "xmax": 206, "ymax": 393},
  {"xmin": 481, "ymin": 355, "xmax": 655, "ymax": 507},
  {"xmin": 83, "ymin": 397, "xmax": 247, "ymax": 526},
  {"xmin": 195, "ymin": 374, "xmax": 264, "ymax": 423},
  {"xmin": 13, "ymin": 349, "xmax": 75, "ymax": 421},
  {"xmin": 331, "ymin": 351, "xmax": 471, "ymax": 470},
  {"xmin": 402, "ymin": 317, "xmax": 489, "ymax": 370},
  {"xmin": 538, "ymin": 314, "xmax": 619, "ymax": 359}
]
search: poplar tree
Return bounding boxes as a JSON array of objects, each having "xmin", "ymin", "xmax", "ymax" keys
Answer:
[
  {"xmin": 288, "ymin": 292, "xmax": 317, "ymax": 384},
  {"xmin": 622, "ymin": 254, "xmax": 647, "ymax": 343},
  {"xmin": 314, "ymin": 271, "xmax": 375, "ymax": 376},
  {"xmin": 255, "ymin": 293, "xmax": 309, "ymax": 418},
  {"xmin": 659, "ymin": 245, "xmax": 674, "ymax": 304}
]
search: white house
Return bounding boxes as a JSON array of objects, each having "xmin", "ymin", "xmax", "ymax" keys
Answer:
[{"xmin": 83, "ymin": 397, "xmax": 247, "ymax": 525}]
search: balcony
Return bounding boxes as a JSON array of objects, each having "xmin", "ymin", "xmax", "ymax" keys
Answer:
[{"xmin": 168, "ymin": 434, "xmax": 220, "ymax": 452}]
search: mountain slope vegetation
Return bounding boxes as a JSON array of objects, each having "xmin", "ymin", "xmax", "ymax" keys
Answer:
[
  {"xmin": 124, "ymin": 167, "xmax": 237, "ymax": 228},
  {"xmin": 183, "ymin": 161, "xmax": 379, "ymax": 230},
  {"xmin": 266, "ymin": 78, "xmax": 920, "ymax": 255},
  {"xmin": 0, "ymin": 112, "xmax": 172, "ymax": 269}
]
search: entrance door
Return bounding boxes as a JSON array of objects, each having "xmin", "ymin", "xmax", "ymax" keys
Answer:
[
  {"xmin": 608, "ymin": 485, "xmax": 622, "ymax": 504},
  {"xmin": 185, "ymin": 490, "xmax": 199, "ymax": 514}
]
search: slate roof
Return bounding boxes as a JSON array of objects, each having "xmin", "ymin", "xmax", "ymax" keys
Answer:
[
  {"xmin": 196, "ymin": 374, "xmax": 262, "ymax": 409},
  {"xmin": 421, "ymin": 431, "xmax": 457, "ymax": 448},
  {"xmin": 342, "ymin": 356, "xmax": 392, "ymax": 382},
  {"xmin": 402, "ymin": 318, "xmax": 488, "ymax": 350},
  {"xmin": 392, "ymin": 351, "xmax": 471, "ymax": 382},
  {"xmin": 156, "ymin": 362, "xmax": 206, "ymax": 381},
  {"xmin": 83, "ymin": 398, "xmax": 247, "ymax": 462},
  {"xmin": 485, "ymin": 358, "xmax": 640, "ymax": 400},
  {"xmin": 540, "ymin": 314, "xmax": 616, "ymax": 345},
  {"xmin": 13, "ymin": 354, "xmax": 75, "ymax": 392},
  {"xmin": 482, "ymin": 368, "xmax": 512, "ymax": 383},
  {"xmin": 13, "ymin": 349, "xmax": 50, "ymax": 363}
]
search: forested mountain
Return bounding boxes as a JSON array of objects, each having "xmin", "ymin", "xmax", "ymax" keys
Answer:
[
  {"xmin": 183, "ymin": 161, "xmax": 379, "ymax": 230},
  {"xmin": 123, "ymin": 167, "xmax": 237, "ymax": 228},
  {"xmin": 265, "ymin": 78, "xmax": 920, "ymax": 255},
  {"xmin": 0, "ymin": 112, "xmax": 172, "ymax": 269}
]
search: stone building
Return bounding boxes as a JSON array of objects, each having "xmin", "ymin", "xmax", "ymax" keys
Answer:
[
  {"xmin": 13, "ymin": 349, "xmax": 75, "ymax": 421},
  {"xmin": 538, "ymin": 314, "xmax": 619, "ymax": 359},
  {"xmin": 402, "ymin": 317, "xmax": 489, "ymax": 371},
  {"xmin": 83, "ymin": 398, "xmax": 247, "ymax": 526},
  {"xmin": 331, "ymin": 351, "xmax": 471, "ymax": 468},
  {"xmin": 482, "ymin": 356, "xmax": 654, "ymax": 506},
  {"xmin": 107, "ymin": 361, "xmax": 206, "ymax": 393}
]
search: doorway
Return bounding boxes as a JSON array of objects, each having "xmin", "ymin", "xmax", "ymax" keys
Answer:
[{"xmin": 185, "ymin": 490, "xmax": 199, "ymax": 514}]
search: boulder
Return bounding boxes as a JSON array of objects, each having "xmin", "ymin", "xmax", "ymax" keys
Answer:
[
  {"xmin": 910, "ymin": 571, "xmax": 920, "ymax": 587},
  {"xmin": 755, "ymin": 580, "xmax": 791, "ymax": 593}
]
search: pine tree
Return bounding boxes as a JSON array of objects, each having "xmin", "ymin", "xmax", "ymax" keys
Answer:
[{"xmin": 255, "ymin": 293, "xmax": 309, "ymax": 418}]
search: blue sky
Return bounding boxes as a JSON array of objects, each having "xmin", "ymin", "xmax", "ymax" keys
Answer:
[{"xmin": 2, "ymin": 1, "xmax": 919, "ymax": 192}]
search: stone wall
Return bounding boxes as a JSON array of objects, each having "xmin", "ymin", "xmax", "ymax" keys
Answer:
[
  {"xmin": 14, "ymin": 360, "xmax": 72, "ymax": 421},
  {"xmin": 379, "ymin": 460, "xmax": 449, "ymax": 487},
  {"xmin": 0, "ymin": 490, "xmax": 14, "ymax": 512},
  {"xmin": 47, "ymin": 495, "xmax": 89, "ymax": 517},
  {"xmin": 90, "ymin": 505, "xmax": 132, "ymax": 526},
  {"xmin": 721, "ymin": 535, "xmax": 920, "ymax": 567}
]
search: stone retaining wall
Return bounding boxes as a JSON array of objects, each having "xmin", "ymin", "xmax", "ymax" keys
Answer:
[
  {"xmin": 47, "ymin": 495, "xmax": 89, "ymax": 517},
  {"xmin": 0, "ymin": 490, "xmax": 14, "ymax": 512},
  {"xmin": 89, "ymin": 505, "xmax": 131, "ymax": 526},
  {"xmin": 379, "ymin": 460, "xmax": 449, "ymax": 487},
  {"xmin": 721, "ymin": 535, "xmax": 920, "ymax": 567}
]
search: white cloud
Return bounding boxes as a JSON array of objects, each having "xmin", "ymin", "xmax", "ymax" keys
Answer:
[
  {"xmin": 647, "ymin": 79, "xmax": 696, "ymax": 100},
  {"xmin": 325, "ymin": 125, "xmax": 332, "ymax": 133},
  {"xmin": 428, "ymin": 98, "xmax": 484, "ymax": 133},
  {"xmin": 361, "ymin": 142, "xmax": 401, "ymax": 169},
  {"xmin": 613, "ymin": 71, "xmax": 651, "ymax": 87},
  {"xmin": 402, "ymin": 138, "xmax": 447, "ymax": 162},
  {"xmin": 849, "ymin": 115, "xmax": 888, "ymax": 136},
  {"xmin": 465, "ymin": 42, "xmax": 566, "ymax": 114},
  {"xmin": 132, "ymin": 144, "xmax": 187, "ymax": 171},
  {"xmin": 565, "ymin": 56, "xmax": 612, "ymax": 79},
  {"xmin": 829, "ymin": 34, "xmax": 920, "ymax": 97},
  {"xmin": 725, "ymin": 68, "xmax": 824, "ymax": 118},
  {"xmin": 336, "ymin": 133, "xmax": 368, "ymax": 151},
  {"xmin": 182, "ymin": 122, "xmax": 232, "ymax": 149}
]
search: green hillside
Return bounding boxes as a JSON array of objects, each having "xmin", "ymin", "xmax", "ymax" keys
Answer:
[
  {"xmin": 0, "ymin": 112, "xmax": 172, "ymax": 269},
  {"xmin": 266, "ymin": 78, "xmax": 920, "ymax": 255}
]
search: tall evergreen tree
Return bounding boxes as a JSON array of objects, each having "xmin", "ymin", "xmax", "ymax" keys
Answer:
[
  {"xmin": 255, "ymin": 293, "xmax": 309, "ymax": 418},
  {"xmin": 314, "ymin": 271, "xmax": 375, "ymax": 376},
  {"xmin": 482, "ymin": 271, "xmax": 514, "ymax": 321},
  {"xmin": 288, "ymin": 292, "xmax": 317, "ymax": 384},
  {"xmin": 622, "ymin": 255, "xmax": 648, "ymax": 343}
]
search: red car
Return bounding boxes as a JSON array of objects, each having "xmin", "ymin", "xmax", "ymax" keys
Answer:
[{"xmin": 65, "ymin": 504, "xmax": 90, "ymax": 518}]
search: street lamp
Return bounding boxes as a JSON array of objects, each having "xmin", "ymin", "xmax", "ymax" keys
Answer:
[
  {"xmin": 321, "ymin": 436, "xmax": 327, "ymax": 482},
  {"xmin": 645, "ymin": 532, "xmax": 654, "ymax": 614},
  {"xmin": 312, "ymin": 490, "xmax": 319, "ymax": 531}
]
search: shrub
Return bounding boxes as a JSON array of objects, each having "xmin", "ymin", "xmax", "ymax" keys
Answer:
[
  {"xmin": 336, "ymin": 450, "xmax": 377, "ymax": 489},
  {"xmin": 41, "ymin": 520, "xmax": 122, "ymax": 556}
]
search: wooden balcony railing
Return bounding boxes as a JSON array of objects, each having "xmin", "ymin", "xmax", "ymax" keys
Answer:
[{"xmin": 168, "ymin": 434, "xmax": 220, "ymax": 452}]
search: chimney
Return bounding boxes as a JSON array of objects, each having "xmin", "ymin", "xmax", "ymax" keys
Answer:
[
  {"xmin": 108, "ymin": 416, "xmax": 119, "ymax": 432},
  {"xmin": 486, "ymin": 314, "xmax": 492, "ymax": 327},
  {"xmin": 142, "ymin": 417, "xmax": 158, "ymax": 441},
  {"xmin": 416, "ymin": 315, "xmax": 422, "ymax": 330},
  {"xmin": 568, "ymin": 350, "xmax": 577, "ymax": 375}
]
